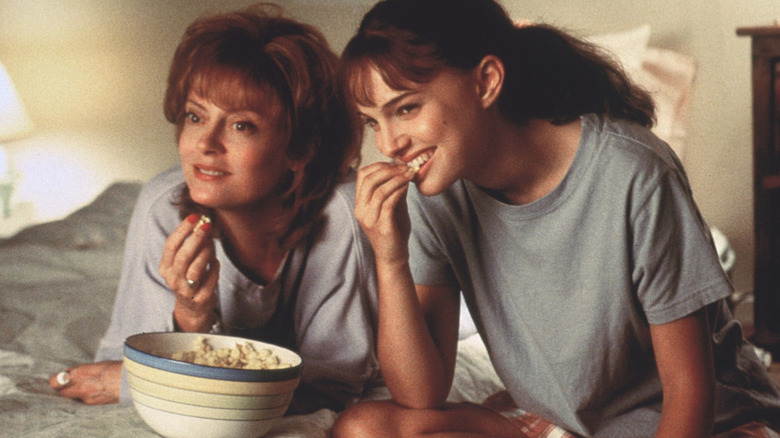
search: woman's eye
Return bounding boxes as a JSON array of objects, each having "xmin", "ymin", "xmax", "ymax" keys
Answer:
[
  {"xmin": 184, "ymin": 112, "xmax": 201, "ymax": 123},
  {"xmin": 397, "ymin": 104, "xmax": 418, "ymax": 117},
  {"xmin": 233, "ymin": 121, "xmax": 256, "ymax": 132},
  {"xmin": 362, "ymin": 118, "xmax": 379, "ymax": 131}
]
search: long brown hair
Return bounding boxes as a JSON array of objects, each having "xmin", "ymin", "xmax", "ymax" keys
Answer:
[
  {"xmin": 164, "ymin": 4, "xmax": 361, "ymax": 249},
  {"xmin": 342, "ymin": 0, "xmax": 655, "ymax": 128}
]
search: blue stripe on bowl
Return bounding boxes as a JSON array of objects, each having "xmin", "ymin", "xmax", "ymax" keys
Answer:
[{"xmin": 124, "ymin": 332, "xmax": 302, "ymax": 382}]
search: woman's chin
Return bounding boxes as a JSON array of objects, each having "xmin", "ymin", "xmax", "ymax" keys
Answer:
[
  {"xmin": 188, "ymin": 192, "xmax": 222, "ymax": 209},
  {"xmin": 414, "ymin": 180, "xmax": 442, "ymax": 197}
]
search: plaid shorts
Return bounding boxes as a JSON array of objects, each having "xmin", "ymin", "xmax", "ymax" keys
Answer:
[
  {"xmin": 502, "ymin": 408, "xmax": 578, "ymax": 438},
  {"xmin": 713, "ymin": 422, "xmax": 780, "ymax": 438},
  {"xmin": 483, "ymin": 391, "xmax": 577, "ymax": 438}
]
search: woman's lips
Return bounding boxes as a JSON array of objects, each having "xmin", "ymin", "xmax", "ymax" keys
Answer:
[{"xmin": 194, "ymin": 165, "xmax": 229, "ymax": 179}]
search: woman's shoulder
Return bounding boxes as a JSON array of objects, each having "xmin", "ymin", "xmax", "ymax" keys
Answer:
[
  {"xmin": 315, "ymin": 172, "xmax": 364, "ymax": 241},
  {"xmin": 329, "ymin": 171, "xmax": 358, "ymax": 209},
  {"xmin": 582, "ymin": 113, "xmax": 686, "ymax": 186},
  {"xmin": 138, "ymin": 165, "xmax": 185, "ymax": 202},
  {"xmin": 307, "ymin": 172, "xmax": 376, "ymax": 270},
  {"xmin": 585, "ymin": 114, "xmax": 681, "ymax": 166},
  {"xmin": 133, "ymin": 165, "xmax": 185, "ymax": 227}
]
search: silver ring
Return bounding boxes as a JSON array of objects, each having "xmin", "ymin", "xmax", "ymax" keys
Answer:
[
  {"xmin": 186, "ymin": 278, "xmax": 197, "ymax": 288},
  {"xmin": 56, "ymin": 371, "xmax": 71, "ymax": 387}
]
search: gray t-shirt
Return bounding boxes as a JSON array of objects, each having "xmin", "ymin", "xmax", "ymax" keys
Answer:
[
  {"xmin": 408, "ymin": 113, "xmax": 780, "ymax": 436},
  {"xmin": 96, "ymin": 165, "xmax": 380, "ymax": 410}
]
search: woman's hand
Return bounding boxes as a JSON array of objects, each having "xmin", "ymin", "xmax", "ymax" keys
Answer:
[
  {"xmin": 159, "ymin": 214, "xmax": 220, "ymax": 332},
  {"xmin": 49, "ymin": 361, "xmax": 122, "ymax": 405},
  {"xmin": 354, "ymin": 162, "xmax": 415, "ymax": 264}
]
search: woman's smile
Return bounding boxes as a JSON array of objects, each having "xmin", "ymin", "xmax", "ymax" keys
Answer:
[{"xmin": 194, "ymin": 165, "xmax": 230, "ymax": 179}]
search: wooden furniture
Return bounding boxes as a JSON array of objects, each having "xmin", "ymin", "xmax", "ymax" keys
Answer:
[{"xmin": 737, "ymin": 26, "xmax": 780, "ymax": 355}]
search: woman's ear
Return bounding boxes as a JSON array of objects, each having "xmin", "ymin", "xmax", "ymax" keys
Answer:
[{"xmin": 475, "ymin": 55, "xmax": 504, "ymax": 109}]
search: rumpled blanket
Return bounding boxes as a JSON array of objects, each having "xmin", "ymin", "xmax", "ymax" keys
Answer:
[{"xmin": 0, "ymin": 182, "xmax": 504, "ymax": 437}]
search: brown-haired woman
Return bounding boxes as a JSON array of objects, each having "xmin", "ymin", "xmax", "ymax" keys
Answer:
[
  {"xmin": 334, "ymin": 0, "xmax": 780, "ymax": 436},
  {"xmin": 49, "ymin": 5, "xmax": 381, "ymax": 414}
]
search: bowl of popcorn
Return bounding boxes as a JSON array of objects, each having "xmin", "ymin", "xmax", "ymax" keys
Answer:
[{"xmin": 123, "ymin": 332, "xmax": 302, "ymax": 438}]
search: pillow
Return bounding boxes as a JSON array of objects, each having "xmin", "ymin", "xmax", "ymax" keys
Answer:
[
  {"xmin": 586, "ymin": 25, "xmax": 696, "ymax": 160},
  {"xmin": 633, "ymin": 47, "xmax": 696, "ymax": 160},
  {"xmin": 586, "ymin": 24, "xmax": 652, "ymax": 77}
]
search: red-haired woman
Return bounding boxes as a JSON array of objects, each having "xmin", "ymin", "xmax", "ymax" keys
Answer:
[{"xmin": 50, "ymin": 5, "xmax": 380, "ymax": 414}]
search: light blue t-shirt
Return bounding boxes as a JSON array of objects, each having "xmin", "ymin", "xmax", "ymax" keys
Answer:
[
  {"xmin": 96, "ymin": 165, "xmax": 381, "ymax": 411},
  {"xmin": 407, "ymin": 113, "xmax": 780, "ymax": 436}
]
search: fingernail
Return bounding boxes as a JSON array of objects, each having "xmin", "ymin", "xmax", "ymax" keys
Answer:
[
  {"xmin": 186, "ymin": 214, "xmax": 199, "ymax": 224},
  {"xmin": 198, "ymin": 222, "xmax": 212, "ymax": 234}
]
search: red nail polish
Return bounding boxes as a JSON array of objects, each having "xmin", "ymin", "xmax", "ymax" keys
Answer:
[
  {"xmin": 199, "ymin": 222, "xmax": 212, "ymax": 234},
  {"xmin": 186, "ymin": 214, "xmax": 199, "ymax": 224}
]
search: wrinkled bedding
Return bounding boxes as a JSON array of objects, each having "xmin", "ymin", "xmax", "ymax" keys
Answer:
[{"xmin": 0, "ymin": 182, "xmax": 504, "ymax": 437}]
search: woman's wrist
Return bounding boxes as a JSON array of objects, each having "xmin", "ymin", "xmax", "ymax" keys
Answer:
[
  {"xmin": 172, "ymin": 307, "xmax": 219, "ymax": 333},
  {"xmin": 376, "ymin": 255, "xmax": 413, "ymax": 282}
]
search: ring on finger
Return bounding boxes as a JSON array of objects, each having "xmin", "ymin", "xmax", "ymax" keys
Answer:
[
  {"xmin": 56, "ymin": 370, "xmax": 71, "ymax": 387},
  {"xmin": 186, "ymin": 278, "xmax": 198, "ymax": 288}
]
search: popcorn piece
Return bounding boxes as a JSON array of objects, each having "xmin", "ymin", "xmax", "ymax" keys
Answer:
[
  {"xmin": 195, "ymin": 215, "xmax": 211, "ymax": 230},
  {"xmin": 168, "ymin": 336, "xmax": 291, "ymax": 370}
]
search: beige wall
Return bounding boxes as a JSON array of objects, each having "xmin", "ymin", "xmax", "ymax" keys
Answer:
[{"xmin": 0, "ymin": 0, "xmax": 775, "ymax": 294}]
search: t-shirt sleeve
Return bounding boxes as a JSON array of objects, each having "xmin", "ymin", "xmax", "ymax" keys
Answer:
[
  {"xmin": 631, "ymin": 166, "xmax": 732, "ymax": 325},
  {"xmin": 407, "ymin": 187, "xmax": 458, "ymax": 288}
]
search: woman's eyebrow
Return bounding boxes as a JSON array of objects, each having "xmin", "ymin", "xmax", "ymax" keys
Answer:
[
  {"xmin": 184, "ymin": 99, "xmax": 207, "ymax": 111},
  {"xmin": 380, "ymin": 91, "xmax": 415, "ymax": 111},
  {"xmin": 358, "ymin": 90, "xmax": 417, "ymax": 119}
]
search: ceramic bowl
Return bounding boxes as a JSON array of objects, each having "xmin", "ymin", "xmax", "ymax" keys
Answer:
[{"xmin": 123, "ymin": 332, "xmax": 302, "ymax": 438}]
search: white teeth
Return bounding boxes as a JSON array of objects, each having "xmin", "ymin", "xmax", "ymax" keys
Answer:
[
  {"xmin": 198, "ymin": 168, "xmax": 227, "ymax": 176},
  {"xmin": 407, "ymin": 152, "xmax": 432, "ymax": 173}
]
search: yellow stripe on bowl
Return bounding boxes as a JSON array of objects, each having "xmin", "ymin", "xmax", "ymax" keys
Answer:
[
  {"xmin": 129, "ymin": 389, "xmax": 288, "ymax": 421},
  {"xmin": 127, "ymin": 373, "xmax": 293, "ymax": 409}
]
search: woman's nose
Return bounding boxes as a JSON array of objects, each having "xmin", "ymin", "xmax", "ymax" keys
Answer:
[
  {"xmin": 377, "ymin": 126, "xmax": 410, "ymax": 158},
  {"xmin": 197, "ymin": 125, "xmax": 224, "ymax": 153}
]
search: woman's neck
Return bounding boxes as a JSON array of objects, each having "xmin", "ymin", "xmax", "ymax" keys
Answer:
[
  {"xmin": 473, "ymin": 116, "xmax": 582, "ymax": 205},
  {"xmin": 216, "ymin": 206, "xmax": 290, "ymax": 286}
]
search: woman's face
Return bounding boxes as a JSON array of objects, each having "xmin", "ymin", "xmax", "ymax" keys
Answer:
[
  {"xmin": 356, "ymin": 66, "xmax": 488, "ymax": 196},
  {"xmin": 178, "ymin": 87, "xmax": 295, "ymax": 211}
]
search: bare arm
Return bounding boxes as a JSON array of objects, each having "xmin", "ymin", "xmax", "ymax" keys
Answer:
[
  {"xmin": 650, "ymin": 309, "xmax": 715, "ymax": 438},
  {"xmin": 376, "ymin": 265, "xmax": 460, "ymax": 408},
  {"xmin": 355, "ymin": 162, "xmax": 461, "ymax": 408}
]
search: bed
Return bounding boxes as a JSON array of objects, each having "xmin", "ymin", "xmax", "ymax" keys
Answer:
[
  {"xmin": 0, "ymin": 182, "xmax": 505, "ymax": 437},
  {"xmin": 0, "ymin": 25, "xmax": 695, "ymax": 437}
]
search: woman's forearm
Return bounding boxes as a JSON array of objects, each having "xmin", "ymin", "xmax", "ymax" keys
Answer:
[
  {"xmin": 375, "ymin": 259, "xmax": 453, "ymax": 409},
  {"xmin": 650, "ymin": 311, "xmax": 715, "ymax": 438},
  {"xmin": 655, "ymin": 386, "xmax": 713, "ymax": 438}
]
